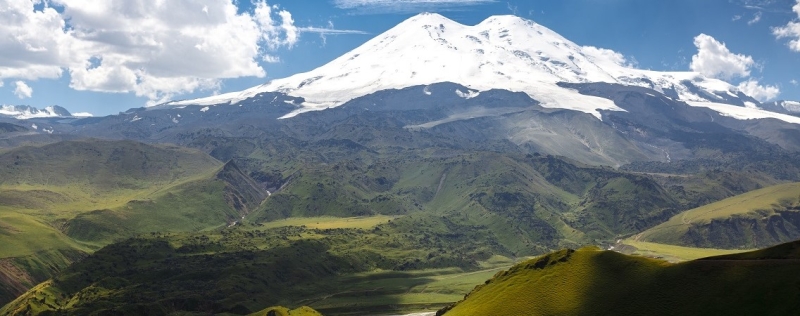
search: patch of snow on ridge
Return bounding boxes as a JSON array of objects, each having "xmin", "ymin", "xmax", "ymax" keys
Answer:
[{"xmin": 456, "ymin": 89, "xmax": 480, "ymax": 99}]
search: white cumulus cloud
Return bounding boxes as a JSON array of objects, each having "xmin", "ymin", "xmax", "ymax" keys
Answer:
[
  {"xmin": 14, "ymin": 81, "xmax": 33, "ymax": 99},
  {"xmin": 737, "ymin": 79, "xmax": 780, "ymax": 101},
  {"xmin": 773, "ymin": 0, "xmax": 800, "ymax": 52},
  {"xmin": 0, "ymin": 1, "xmax": 71, "ymax": 81},
  {"xmin": 0, "ymin": 0, "xmax": 354, "ymax": 105},
  {"xmin": 689, "ymin": 33, "xmax": 780, "ymax": 101},
  {"xmin": 690, "ymin": 33, "xmax": 754, "ymax": 80}
]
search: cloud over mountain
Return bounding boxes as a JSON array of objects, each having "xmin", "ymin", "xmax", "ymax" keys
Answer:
[{"xmin": 690, "ymin": 34, "xmax": 754, "ymax": 80}]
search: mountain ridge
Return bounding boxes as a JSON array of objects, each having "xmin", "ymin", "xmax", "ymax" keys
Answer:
[
  {"xmin": 0, "ymin": 105, "xmax": 74, "ymax": 120},
  {"xmin": 166, "ymin": 13, "xmax": 796, "ymax": 124}
]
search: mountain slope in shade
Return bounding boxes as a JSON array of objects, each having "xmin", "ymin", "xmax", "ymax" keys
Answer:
[
  {"xmin": 438, "ymin": 242, "xmax": 800, "ymax": 316},
  {"xmin": 169, "ymin": 13, "xmax": 784, "ymax": 122}
]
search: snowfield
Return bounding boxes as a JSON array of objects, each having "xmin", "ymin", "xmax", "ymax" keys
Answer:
[{"xmin": 168, "ymin": 13, "xmax": 798, "ymax": 124}]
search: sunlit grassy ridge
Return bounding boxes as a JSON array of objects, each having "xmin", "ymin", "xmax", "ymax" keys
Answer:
[
  {"xmin": 637, "ymin": 182, "xmax": 800, "ymax": 248},
  {"xmin": 439, "ymin": 241, "xmax": 800, "ymax": 316},
  {"xmin": 617, "ymin": 239, "xmax": 749, "ymax": 262}
]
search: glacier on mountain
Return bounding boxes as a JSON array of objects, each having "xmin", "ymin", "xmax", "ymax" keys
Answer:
[{"xmin": 168, "ymin": 13, "xmax": 797, "ymax": 123}]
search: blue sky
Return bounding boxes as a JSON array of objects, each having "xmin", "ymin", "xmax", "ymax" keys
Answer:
[{"xmin": 2, "ymin": 0, "xmax": 800, "ymax": 116}]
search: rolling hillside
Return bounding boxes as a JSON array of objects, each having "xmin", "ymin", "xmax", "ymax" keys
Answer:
[
  {"xmin": 438, "ymin": 241, "xmax": 800, "ymax": 316},
  {"xmin": 0, "ymin": 140, "xmax": 270, "ymax": 306},
  {"xmin": 635, "ymin": 182, "xmax": 800, "ymax": 249}
]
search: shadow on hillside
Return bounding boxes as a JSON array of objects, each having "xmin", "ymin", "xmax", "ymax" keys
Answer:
[{"xmin": 576, "ymin": 248, "xmax": 800, "ymax": 316}]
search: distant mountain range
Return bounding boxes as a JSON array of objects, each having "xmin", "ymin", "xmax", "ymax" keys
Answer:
[{"xmin": 0, "ymin": 105, "xmax": 73, "ymax": 120}]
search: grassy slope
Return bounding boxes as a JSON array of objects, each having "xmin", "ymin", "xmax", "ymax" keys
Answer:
[
  {"xmin": 636, "ymin": 182, "xmax": 800, "ymax": 248},
  {"xmin": 616, "ymin": 239, "xmax": 749, "ymax": 262},
  {"xmin": 0, "ymin": 139, "xmax": 220, "ymax": 191},
  {"xmin": 0, "ymin": 139, "xmax": 244, "ymax": 306},
  {"xmin": 0, "ymin": 218, "xmax": 520, "ymax": 316},
  {"xmin": 440, "ymin": 241, "xmax": 800, "ymax": 316}
]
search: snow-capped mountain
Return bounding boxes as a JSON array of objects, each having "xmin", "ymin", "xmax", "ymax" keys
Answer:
[
  {"xmin": 0, "ymin": 105, "xmax": 72, "ymax": 119},
  {"xmin": 171, "ymin": 13, "xmax": 796, "ymax": 123}
]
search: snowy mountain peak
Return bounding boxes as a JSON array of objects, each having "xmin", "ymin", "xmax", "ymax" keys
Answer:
[
  {"xmin": 169, "ymin": 13, "xmax": 796, "ymax": 123},
  {"xmin": 0, "ymin": 105, "xmax": 72, "ymax": 119},
  {"xmin": 401, "ymin": 11, "xmax": 456, "ymax": 24}
]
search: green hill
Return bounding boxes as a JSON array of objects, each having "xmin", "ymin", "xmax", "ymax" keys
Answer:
[
  {"xmin": 438, "ymin": 241, "xmax": 800, "ymax": 316},
  {"xmin": 635, "ymin": 182, "xmax": 800, "ymax": 249},
  {"xmin": 0, "ymin": 140, "xmax": 271, "ymax": 306},
  {"xmin": 0, "ymin": 139, "xmax": 220, "ymax": 189}
]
